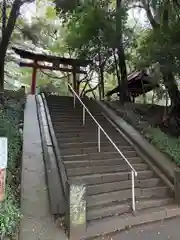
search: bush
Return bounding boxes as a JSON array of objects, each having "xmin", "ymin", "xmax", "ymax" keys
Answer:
[
  {"xmin": 0, "ymin": 101, "xmax": 24, "ymax": 238},
  {"xmin": 145, "ymin": 127, "xmax": 180, "ymax": 166}
]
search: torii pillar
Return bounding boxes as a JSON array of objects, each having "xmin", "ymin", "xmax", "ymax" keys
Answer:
[{"xmin": 31, "ymin": 61, "xmax": 37, "ymax": 95}]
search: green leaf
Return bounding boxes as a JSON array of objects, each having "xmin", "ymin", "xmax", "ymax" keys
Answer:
[{"xmin": 45, "ymin": 6, "xmax": 56, "ymax": 20}]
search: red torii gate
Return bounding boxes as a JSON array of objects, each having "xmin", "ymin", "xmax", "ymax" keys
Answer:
[{"xmin": 12, "ymin": 47, "xmax": 92, "ymax": 94}]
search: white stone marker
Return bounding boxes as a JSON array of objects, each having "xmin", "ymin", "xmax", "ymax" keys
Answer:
[{"xmin": 0, "ymin": 137, "xmax": 8, "ymax": 202}]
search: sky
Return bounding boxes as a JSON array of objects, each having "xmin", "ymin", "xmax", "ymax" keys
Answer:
[
  {"xmin": 21, "ymin": 1, "xmax": 148, "ymax": 27},
  {"xmin": 20, "ymin": 2, "xmax": 36, "ymax": 23},
  {"xmin": 128, "ymin": 8, "xmax": 148, "ymax": 28}
]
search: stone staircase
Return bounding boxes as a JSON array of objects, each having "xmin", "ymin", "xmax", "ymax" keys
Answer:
[{"xmin": 46, "ymin": 95, "xmax": 175, "ymax": 239}]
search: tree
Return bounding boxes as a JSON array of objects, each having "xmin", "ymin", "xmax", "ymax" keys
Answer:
[
  {"xmin": 0, "ymin": 0, "xmax": 34, "ymax": 92},
  {"xmin": 54, "ymin": 0, "xmax": 80, "ymax": 13},
  {"xmin": 116, "ymin": 0, "xmax": 129, "ymax": 104},
  {"xmin": 54, "ymin": 0, "xmax": 133, "ymax": 101},
  {"xmin": 130, "ymin": 0, "xmax": 180, "ymax": 106}
]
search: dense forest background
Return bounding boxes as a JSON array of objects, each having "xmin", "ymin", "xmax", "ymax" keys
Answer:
[{"xmin": 2, "ymin": 0, "xmax": 180, "ymax": 106}]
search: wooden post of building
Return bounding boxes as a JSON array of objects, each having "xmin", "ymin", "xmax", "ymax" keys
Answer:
[{"xmin": 31, "ymin": 62, "xmax": 37, "ymax": 94}]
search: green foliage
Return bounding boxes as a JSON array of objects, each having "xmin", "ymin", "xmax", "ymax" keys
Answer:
[
  {"xmin": 64, "ymin": 0, "xmax": 129, "ymax": 55},
  {"xmin": 131, "ymin": 1, "xmax": 180, "ymax": 75},
  {"xmin": 0, "ymin": 98, "xmax": 24, "ymax": 238},
  {"xmin": 64, "ymin": 0, "xmax": 115, "ymax": 57},
  {"xmin": 54, "ymin": 0, "xmax": 80, "ymax": 13},
  {"xmin": 145, "ymin": 127, "xmax": 180, "ymax": 165},
  {"xmin": 0, "ymin": 187, "xmax": 21, "ymax": 237},
  {"xmin": 62, "ymin": 0, "xmax": 134, "ymax": 91},
  {"xmin": 45, "ymin": 5, "xmax": 57, "ymax": 20}
]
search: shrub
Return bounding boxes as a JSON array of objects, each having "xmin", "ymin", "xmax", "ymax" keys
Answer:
[
  {"xmin": 0, "ymin": 101, "xmax": 23, "ymax": 238},
  {"xmin": 145, "ymin": 127, "xmax": 180, "ymax": 166}
]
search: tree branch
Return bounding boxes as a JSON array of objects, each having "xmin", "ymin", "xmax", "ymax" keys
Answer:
[
  {"xmin": 141, "ymin": 0, "xmax": 160, "ymax": 29},
  {"xmin": 162, "ymin": 0, "xmax": 170, "ymax": 27},
  {"xmin": 128, "ymin": 4, "xmax": 144, "ymax": 10}
]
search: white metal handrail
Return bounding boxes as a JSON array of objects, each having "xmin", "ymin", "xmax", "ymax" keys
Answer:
[{"xmin": 68, "ymin": 84, "xmax": 138, "ymax": 212}]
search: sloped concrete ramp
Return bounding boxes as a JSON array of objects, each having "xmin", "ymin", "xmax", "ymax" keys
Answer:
[{"xmin": 19, "ymin": 95, "xmax": 66, "ymax": 240}]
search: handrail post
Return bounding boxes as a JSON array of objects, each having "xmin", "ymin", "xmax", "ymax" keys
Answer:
[
  {"xmin": 83, "ymin": 107, "xmax": 85, "ymax": 126},
  {"xmin": 98, "ymin": 126, "xmax": 101, "ymax": 152},
  {"xmin": 73, "ymin": 94, "xmax": 76, "ymax": 108},
  {"xmin": 131, "ymin": 170, "xmax": 136, "ymax": 212}
]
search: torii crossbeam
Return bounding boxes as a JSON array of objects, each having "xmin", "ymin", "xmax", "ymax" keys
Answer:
[{"xmin": 13, "ymin": 47, "xmax": 92, "ymax": 94}]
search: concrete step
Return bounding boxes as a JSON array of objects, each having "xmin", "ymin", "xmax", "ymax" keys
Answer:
[
  {"xmin": 51, "ymin": 121, "xmax": 98, "ymax": 127},
  {"xmin": 49, "ymin": 111, "xmax": 108, "ymax": 118},
  {"xmin": 53, "ymin": 127, "xmax": 118, "ymax": 136},
  {"xmin": 50, "ymin": 112, "xmax": 101, "ymax": 117},
  {"xmin": 87, "ymin": 186, "xmax": 171, "ymax": 208},
  {"xmin": 54, "ymin": 129, "xmax": 118, "ymax": 138},
  {"xmin": 51, "ymin": 120, "xmax": 115, "ymax": 128},
  {"xmin": 88, "ymin": 203, "xmax": 130, "ymax": 221},
  {"xmin": 85, "ymin": 204, "xmax": 180, "ymax": 239},
  {"xmin": 69, "ymin": 170, "xmax": 155, "ymax": 185},
  {"xmin": 50, "ymin": 115, "xmax": 106, "ymax": 122},
  {"xmin": 62, "ymin": 155, "xmax": 141, "ymax": 162},
  {"xmin": 87, "ymin": 198, "xmax": 173, "ymax": 221},
  {"xmin": 62, "ymin": 151, "xmax": 138, "ymax": 161},
  {"xmin": 60, "ymin": 145, "xmax": 133, "ymax": 155},
  {"xmin": 59, "ymin": 140, "xmax": 128, "ymax": 149},
  {"xmin": 50, "ymin": 113, "xmax": 86, "ymax": 118},
  {"xmin": 49, "ymin": 110, "xmax": 102, "ymax": 117},
  {"xmin": 57, "ymin": 135, "xmax": 120, "ymax": 144},
  {"xmin": 48, "ymin": 104, "xmax": 83, "ymax": 108},
  {"xmin": 86, "ymin": 178, "xmax": 163, "ymax": 195},
  {"xmin": 64, "ymin": 157, "xmax": 143, "ymax": 168},
  {"xmin": 57, "ymin": 136, "xmax": 126, "ymax": 145},
  {"xmin": 52, "ymin": 123, "xmax": 113, "ymax": 132},
  {"xmin": 52, "ymin": 120, "xmax": 110, "ymax": 129},
  {"xmin": 57, "ymin": 135, "xmax": 127, "ymax": 144},
  {"xmin": 66, "ymin": 163, "xmax": 149, "ymax": 177},
  {"xmin": 50, "ymin": 114, "xmax": 110, "ymax": 122}
]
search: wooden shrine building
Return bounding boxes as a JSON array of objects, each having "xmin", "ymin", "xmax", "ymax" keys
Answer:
[
  {"xmin": 107, "ymin": 70, "xmax": 159, "ymax": 101},
  {"xmin": 12, "ymin": 47, "xmax": 92, "ymax": 94}
]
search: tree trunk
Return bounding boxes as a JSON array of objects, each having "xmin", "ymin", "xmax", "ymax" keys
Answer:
[
  {"xmin": 140, "ymin": 77, "xmax": 146, "ymax": 104},
  {"xmin": 116, "ymin": 0, "xmax": 128, "ymax": 104},
  {"xmin": 161, "ymin": 69, "xmax": 180, "ymax": 105},
  {"xmin": 2, "ymin": 0, "xmax": 7, "ymax": 36},
  {"xmin": 99, "ymin": 64, "xmax": 105, "ymax": 99},
  {"xmin": 98, "ymin": 79, "xmax": 102, "ymax": 100},
  {"xmin": 152, "ymin": 90, "xmax": 155, "ymax": 104},
  {"xmin": 0, "ymin": 0, "xmax": 22, "ymax": 91},
  {"xmin": 117, "ymin": 46, "xmax": 129, "ymax": 104},
  {"xmin": 83, "ymin": 83, "xmax": 99, "ymax": 99},
  {"xmin": 98, "ymin": 51, "xmax": 105, "ymax": 100},
  {"xmin": 0, "ymin": 59, "xmax": 5, "ymax": 90},
  {"xmin": 113, "ymin": 50, "xmax": 121, "ymax": 89}
]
